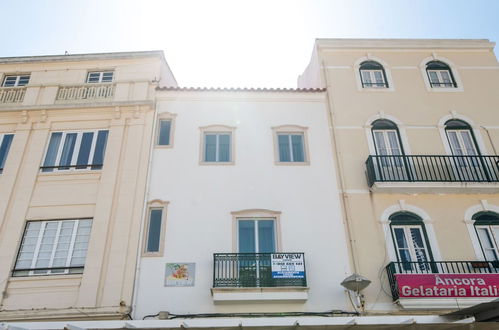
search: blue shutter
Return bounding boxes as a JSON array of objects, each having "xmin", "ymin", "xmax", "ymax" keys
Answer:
[
  {"xmin": 91, "ymin": 130, "xmax": 108, "ymax": 170},
  {"xmin": 42, "ymin": 133, "xmax": 63, "ymax": 172},
  {"xmin": 0, "ymin": 134, "xmax": 14, "ymax": 173},
  {"xmin": 76, "ymin": 132, "xmax": 94, "ymax": 169}
]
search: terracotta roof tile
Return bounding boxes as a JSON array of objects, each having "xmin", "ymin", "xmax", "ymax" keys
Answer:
[{"xmin": 156, "ymin": 86, "xmax": 325, "ymax": 93}]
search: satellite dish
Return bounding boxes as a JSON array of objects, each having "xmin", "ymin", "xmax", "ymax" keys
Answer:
[{"xmin": 341, "ymin": 273, "xmax": 371, "ymax": 292}]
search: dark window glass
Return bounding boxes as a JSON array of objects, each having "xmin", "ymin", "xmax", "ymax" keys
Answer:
[
  {"xmin": 91, "ymin": 130, "xmax": 109, "ymax": 170},
  {"xmin": 147, "ymin": 209, "xmax": 163, "ymax": 252},
  {"xmin": 158, "ymin": 120, "xmax": 172, "ymax": 145},
  {"xmin": 0, "ymin": 134, "xmax": 14, "ymax": 172}
]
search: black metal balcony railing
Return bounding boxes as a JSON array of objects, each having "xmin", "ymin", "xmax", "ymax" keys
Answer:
[
  {"xmin": 386, "ymin": 261, "xmax": 499, "ymax": 300},
  {"xmin": 213, "ymin": 253, "xmax": 307, "ymax": 288},
  {"xmin": 362, "ymin": 82, "xmax": 388, "ymax": 88},
  {"xmin": 366, "ymin": 155, "xmax": 499, "ymax": 186}
]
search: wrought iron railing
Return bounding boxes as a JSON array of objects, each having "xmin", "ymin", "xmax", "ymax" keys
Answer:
[
  {"xmin": 366, "ymin": 155, "xmax": 499, "ymax": 186},
  {"xmin": 386, "ymin": 261, "xmax": 499, "ymax": 300},
  {"xmin": 56, "ymin": 84, "xmax": 115, "ymax": 102},
  {"xmin": 213, "ymin": 253, "xmax": 306, "ymax": 288},
  {"xmin": 429, "ymin": 81, "xmax": 456, "ymax": 88},
  {"xmin": 0, "ymin": 87, "xmax": 26, "ymax": 103}
]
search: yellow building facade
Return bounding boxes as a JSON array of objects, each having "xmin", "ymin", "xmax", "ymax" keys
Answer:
[
  {"xmin": 0, "ymin": 51, "xmax": 176, "ymax": 321},
  {"xmin": 299, "ymin": 39, "xmax": 499, "ymax": 313}
]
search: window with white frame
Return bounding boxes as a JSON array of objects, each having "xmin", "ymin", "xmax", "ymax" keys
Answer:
[
  {"xmin": 0, "ymin": 133, "xmax": 14, "ymax": 174},
  {"xmin": 359, "ymin": 61, "xmax": 388, "ymax": 88},
  {"xmin": 2, "ymin": 74, "xmax": 30, "ymax": 87},
  {"xmin": 474, "ymin": 212, "xmax": 499, "ymax": 261},
  {"xmin": 390, "ymin": 213, "xmax": 434, "ymax": 272},
  {"xmin": 238, "ymin": 219, "xmax": 276, "ymax": 253},
  {"xmin": 13, "ymin": 219, "xmax": 92, "ymax": 276},
  {"xmin": 143, "ymin": 201, "xmax": 168, "ymax": 256},
  {"xmin": 202, "ymin": 131, "xmax": 232, "ymax": 163},
  {"xmin": 41, "ymin": 130, "xmax": 109, "ymax": 172},
  {"xmin": 273, "ymin": 126, "xmax": 309, "ymax": 164},
  {"xmin": 426, "ymin": 61, "xmax": 456, "ymax": 88},
  {"xmin": 157, "ymin": 119, "xmax": 172, "ymax": 146},
  {"xmin": 86, "ymin": 71, "xmax": 114, "ymax": 83}
]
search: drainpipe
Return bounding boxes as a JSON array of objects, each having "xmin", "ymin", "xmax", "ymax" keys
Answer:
[{"xmin": 321, "ymin": 58, "xmax": 359, "ymax": 274}]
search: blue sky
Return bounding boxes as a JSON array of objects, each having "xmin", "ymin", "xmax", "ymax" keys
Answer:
[{"xmin": 1, "ymin": 0, "xmax": 498, "ymax": 87}]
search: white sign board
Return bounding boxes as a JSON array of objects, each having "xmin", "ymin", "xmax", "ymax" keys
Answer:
[{"xmin": 271, "ymin": 253, "xmax": 305, "ymax": 279}]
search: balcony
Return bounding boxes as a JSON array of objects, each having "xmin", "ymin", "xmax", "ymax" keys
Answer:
[
  {"xmin": 212, "ymin": 253, "xmax": 308, "ymax": 302},
  {"xmin": 366, "ymin": 155, "xmax": 499, "ymax": 193},
  {"xmin": 386, "ymin": 261, "xmax": 499, "ymax": 309},
  {"xmin": 0, "ymin": 87, "xmax": 26, "ymax": 103},
  {"xmin": 56, "ymin": 84, "xmax": 115, "ymax": 102}
]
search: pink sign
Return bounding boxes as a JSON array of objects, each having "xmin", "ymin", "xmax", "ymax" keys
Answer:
[{"xmin": 395, "ymin": 273, "xmax": 499, "ymax": 298}]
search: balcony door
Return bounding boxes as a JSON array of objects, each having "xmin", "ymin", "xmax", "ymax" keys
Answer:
[
  {"xmin": 371, "ymin": 119, "xmax": 409, "ymax": 180},
  {"xmin": 238, "ymin": 219, "xmax": 275, "ymax": 287},
  {"xmin": 390, "ymin": 213, "xmax": 434, "ymax": 272},
  {"xmin": 474, "ymin": 212, "xmax": 499, "ymax": 262}
]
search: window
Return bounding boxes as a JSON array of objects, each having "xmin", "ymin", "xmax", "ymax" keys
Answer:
[
  {"xmin": 238, "ymin": 219, "xmax": 276, "ymax": 253},
  {"xmin": 445, "ymin": 120, "xmax": 479, "ymax": 156},
  {"xmin": 86, "ymin": 71, "xmax": 114, "ymax": 83},
  {"xmin": 143, "ymin": 201, "xmax": 168, "ymax": 256},
  {"xmin": 390, "ymin": 213, "xmax": 434, "ymax": 271},
  {"xmin": 41, "ymin": 130, "xmax": 109, "ymax": 172},
  {"xmin": 200, "ymin": 125, "xmax": 235, "ymax": 164},
  {"xmin": 474, "ymin": 212, "xmax": 499, "ymax": 261},
  {"xmin": 273, "ymin": 125, "xmax": 309, "ymax": 165},
  {"xmin": 0, "ymin": 133, "xmax": 14, "ymax": 174},
  {"xmin": 157, "ymin": 119, "xmax": 172, "ymax": 146},
  {"xmin": 426, "ymin": 61, "xmax": 456, "ymax": 88},
  {"xmin": 2, "ymin": 75, "xmax": 30, "ymax": 87},
  {"xmin": 13, "ymin": 219, "xmax": 92, "ymax": 276},
  {"xmin": 359, "ymin": 61, "xmax": 388, "ymax": 88},
  {"xmin": 371, "ymin": 119, "xmax": 404, "ymax": 167}
]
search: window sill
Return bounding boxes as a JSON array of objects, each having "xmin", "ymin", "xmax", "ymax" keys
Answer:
[
  {"xmin": 426, "ymin": 87, "xmax": 463, "ymax": 92},
  {"xmin": 9, "ymin": 273, "xmax": 83, "ymax": 282},
  {"xmin": 211, "ymin": 287, "xmax": 309, "ymax": 303},
  {"xmin": 275, "ymin": 161, "xmax": 310, "ymax": 166},
  {"xmin": 155, "ymin": 144, "xmax": 174, "ymax": 149},
  {"xmin": 38, "ymin": 170, "xmax": 102, "ymax": 180},
  {"xmin": 359, "ymin": 87, "xmax": 395, "ymax": 92},
  {"xmin": 199, "ymin": 161, "xmax": 235, "ymax": 166}
]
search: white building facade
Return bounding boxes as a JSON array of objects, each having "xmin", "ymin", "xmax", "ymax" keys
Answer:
[{"xmin": 132, "ymin": 87, "xmax": 354, "ymax": 318}]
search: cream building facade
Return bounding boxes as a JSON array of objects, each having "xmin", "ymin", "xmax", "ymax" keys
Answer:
[
  {"xmin": 299, "ymin": 39, "xmax": 499, "ymax": 313},
  {"xmin": 0, "ymin": 51, "xmax": 176, "ymax": 321}
]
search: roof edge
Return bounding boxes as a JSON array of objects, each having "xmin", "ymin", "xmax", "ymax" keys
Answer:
[
  {"xmin": 155, "ymin": 86, "xmax": 326, "ymax": 93},
  {"xmin": 315, "ymin": 38, "xmax": 495, "ymax": 50},
  {"xmin": 0, "ymin": 50, "xmax": 166, "ymax": 64}
]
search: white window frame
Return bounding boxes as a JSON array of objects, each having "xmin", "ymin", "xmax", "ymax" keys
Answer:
[
  {"xmin": 41, "ymin": 130, "xmax": 109, "ymax": 172},
  {"xmin": 237, "ymin": 218, "xmax": 277, "ymax": 253},
  {"xmin": 446, "ymin": 129, "xmax": 478, "ymax": 156},
  {"xmin": 420, "ymin": 56, "xmax": 463, "ymax": 92},
  {"xmin": 142, "ymin": 200, "xmax": 169, "ymax": 257},
  {"xmin": 199, "ymin": 125, "xmax": 236, "ymax": 165},
  {"xmin": 14, "ymin": 219, "xmax": 92, "ymax": 276},
  {"xmin": 360, "ymin": 69, "xmax": 387, "ymax": 88},
  {"xmin": 86, "ymin": 71, "xmax": 114, "ymax": 83},
  {"xmin": 155, "ymin": 113, "xmax": 177, "ymax": 148},
  {"xmin": 272, "ymin": 125, "xmax": 310, "ymax": 165},
  {"xmin": 391, "ymin": 225, "xmax": 430, "ymax": 263},
  {"xmin": 427, "ymin": 69, "xmax": 454, "ymax": 88},
  {"xmin": 354, "ymin": 56, "xmax": 395, "ymax": 92},
  {"xmin": 475, "ymin": 225, "xmax": 499, "ymax": 261},
  {"xmin": 2, "ymin": 74, "xmax": 30, "ymax": 87}
]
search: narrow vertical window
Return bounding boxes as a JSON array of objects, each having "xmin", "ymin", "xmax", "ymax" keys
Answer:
[
  {"xmin": 473, "ymin": 212, "xmax": 499, "ymax": 261},
  {"xmin": 146, "ymin": 209, "xmax": 163, "ymax": 253},
  {"xmin": 143, "ymin": 201, "xmax": 168, "ymax": 256},
  {"xmin": 0, "ymin": 134, "xmax": 14, "ymax": 173},
  {"xmin": 157, "ymin": 119, "xmax": 172, "ymax": 146}
]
